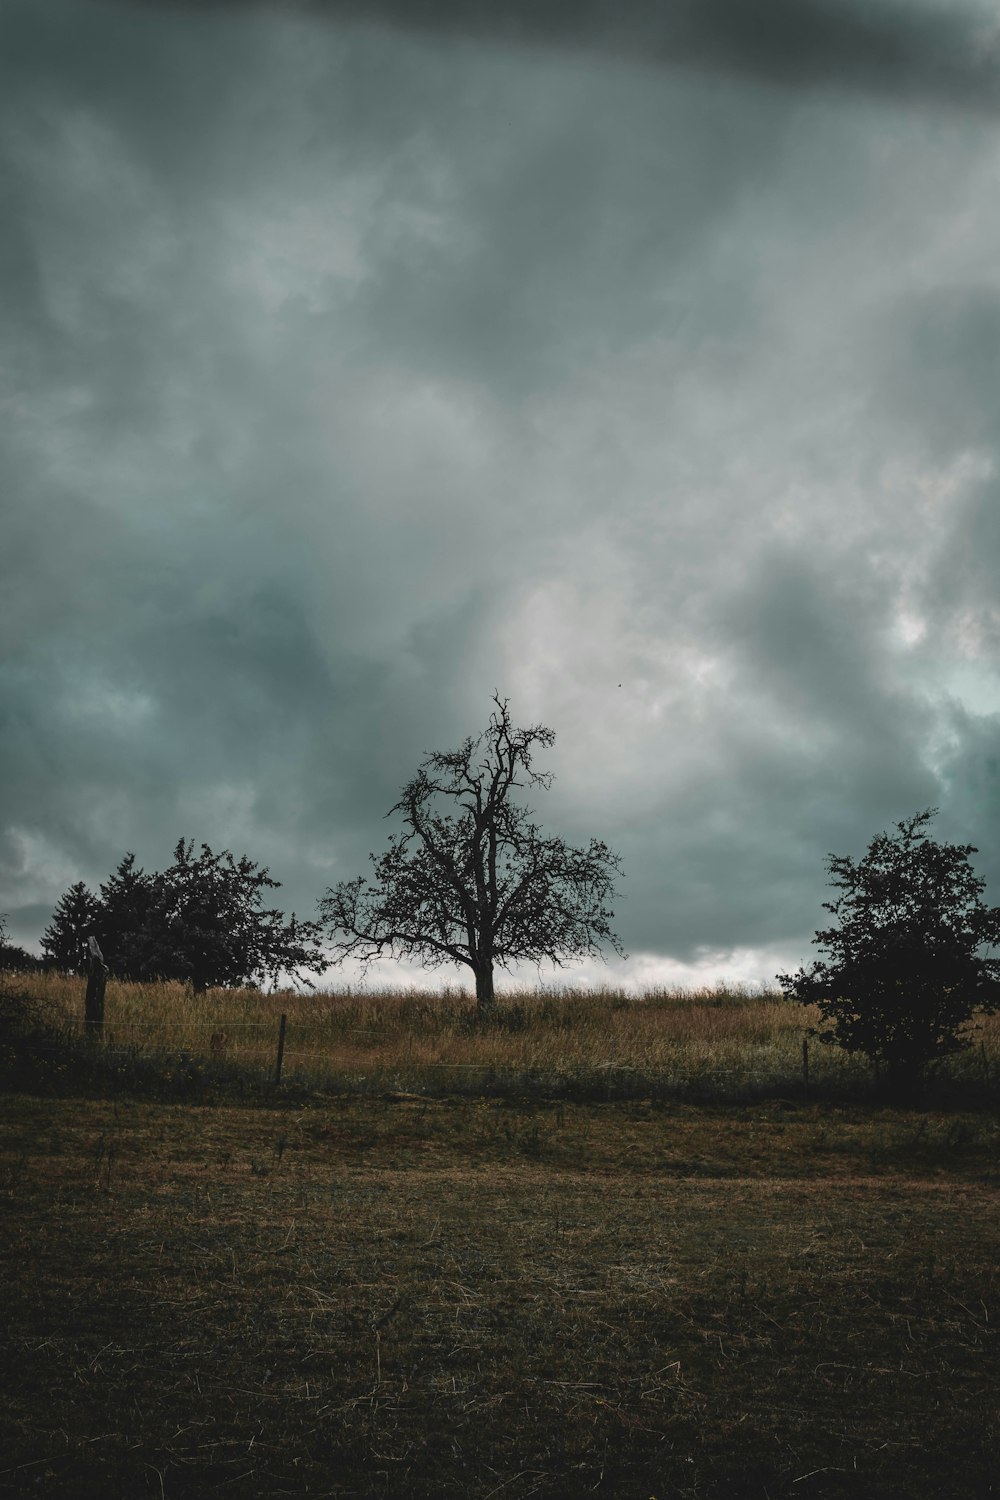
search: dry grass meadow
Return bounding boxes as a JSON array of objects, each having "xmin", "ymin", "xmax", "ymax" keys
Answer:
[
  {"xmin": 11, "ymin": 971, "xmax": 1000, "ymax": 1101},
  {"xmin": 2, "ymin": 975, "xmax": 999, "ymax": 1498}
]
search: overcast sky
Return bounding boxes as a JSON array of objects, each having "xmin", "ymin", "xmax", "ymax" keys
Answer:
[{"xmin": 3, "ymin": 0, "xmax": 1000, "ymax": 989}]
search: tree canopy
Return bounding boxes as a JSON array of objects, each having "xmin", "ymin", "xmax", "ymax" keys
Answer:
[
  {"xmin": 43, "ymin": 841, "xmax": 327, "ymax": 992},
  {"xmin": 319, "ymin": 695, "xmax": 625, "ymax": 1009},
  {"xmin": 41, "ymin": 881, "xmax": 102, "ymax": 975},
  {"xmin": 777, "ymin": 809, "xmax": 1000, "ymax": 1102}
]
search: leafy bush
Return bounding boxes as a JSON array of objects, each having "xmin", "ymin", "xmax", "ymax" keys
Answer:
[{"xmin": 779, "ymin": 810, "xmax": 1000, "ymax": 1103}]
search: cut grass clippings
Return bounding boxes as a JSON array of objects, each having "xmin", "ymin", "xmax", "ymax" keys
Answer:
[{"xmin": 0, "ymin": 1092, "xmax": 997, "ymax": 1499}]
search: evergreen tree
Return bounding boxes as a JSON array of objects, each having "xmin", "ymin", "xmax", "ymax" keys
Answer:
[
  {"xmin": 96, "ymin": 854, "xmax": 157, "ymax": 981},
  {"xmin": 41, "ymin": 881, "xmax": 101, "ymax": 974}
]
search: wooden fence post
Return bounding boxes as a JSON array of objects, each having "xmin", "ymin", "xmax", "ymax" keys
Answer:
[
  {"xmin": 84, "ymin": 936, "xmax": 108, "ymax": 1040},
  {"xmin": 802, "ymin": 1036, "xmax": 810, "ymax": 1097},
  {"xmin": 274, "ymin": 1013, "xmax": 287, "ymax": 1085}
]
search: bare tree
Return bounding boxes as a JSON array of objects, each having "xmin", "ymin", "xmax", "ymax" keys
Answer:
[{"xmin": 319, "ymin": 695, "xmax": 625, "ymax": 1011}]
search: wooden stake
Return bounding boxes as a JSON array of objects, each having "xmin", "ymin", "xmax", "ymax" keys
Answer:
[
  {"xmin": 274, "ymin": 1012, "xmax": 287, "ymax": 1085},
  {"xmin": 84, "ymin": 936, "xmax": 107, "ymax": 1039}
]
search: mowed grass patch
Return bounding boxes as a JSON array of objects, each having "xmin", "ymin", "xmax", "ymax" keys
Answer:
[{"xmin": 1, "ymin": 1094, "xmax": 998, "ymax": 1499}]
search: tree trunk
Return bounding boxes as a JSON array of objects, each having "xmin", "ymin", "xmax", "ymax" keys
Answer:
[{"xmin": 474, "ymin": 964, "xmax": 496, "ymax": 1014}]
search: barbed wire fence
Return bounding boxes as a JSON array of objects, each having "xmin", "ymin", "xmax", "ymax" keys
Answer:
[
  {"xmin": 5, "ymin": 971, "xmax": 998, "ymax": 1102},
  {"xmin": 9, "ymin": 1004, "xmax": 997, "ymax": 1104}
]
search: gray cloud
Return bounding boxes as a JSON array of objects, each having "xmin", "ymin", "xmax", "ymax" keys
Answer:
[
  {"xmin": 105, "ymin": 0, "xmax": 1000, "ymax": 113},
  {"xmin": 2, "ymin": 0, "xmax": 999, "ymax": 984}
]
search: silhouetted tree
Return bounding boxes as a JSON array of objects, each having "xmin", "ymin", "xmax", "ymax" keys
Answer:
[
  {"xmin": 0, "ymin": 945, "xmax": 40, "ymax": 973},
  {"xmin": 95, "ymin": 853, "xmax": 158, "ymax": 982},
  {"xmin": 0, "ymin": 913, "xmax": 41, "ymax": 973},
  {"xmin": 46, "ymin": 843, "xmax": 327, "ymax": 992},
  {"xmin": 141, "ymin": 839, "xmax": 327, "ymax": 993},
  {"xmin": 319, "ymin": 695, "xmax": 625, "ymax": 1012},
  {"xmin": 41, "ymin": 881, "xmax": 101, "ymax": 974},
  {"xmin": 778, "ymin": 809, "xmax": 1000, "ymax": 1104}
]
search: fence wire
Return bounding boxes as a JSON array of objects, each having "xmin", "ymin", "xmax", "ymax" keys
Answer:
[{"xmin": 7, "ymin": 997, "xmax": 998, "ymax": 1097}]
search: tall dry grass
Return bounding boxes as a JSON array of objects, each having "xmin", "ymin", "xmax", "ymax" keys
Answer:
[{"xmin": 12, "ymin": 969, "xmax": 1000, "ymax": 1099}]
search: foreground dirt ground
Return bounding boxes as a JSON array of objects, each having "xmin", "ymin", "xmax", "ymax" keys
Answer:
[{"xmin": 1, "ymin": 1093, "xmax": 997, "ymax": 1498}]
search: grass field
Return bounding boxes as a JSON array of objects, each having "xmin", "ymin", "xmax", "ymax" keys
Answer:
[
  {"xmin": 2, "ymin": 977, "xmax": 998, "ymax": 1496},
  {"xmin": 9, "ymin": 972, "xmax": 1000, "ymax": 1102},
  {"xmin": 1, "ymin": 1090, "xmax": 998, "ymax": 1499}
]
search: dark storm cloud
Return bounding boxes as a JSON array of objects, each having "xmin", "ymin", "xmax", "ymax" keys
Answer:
[
  {"xmin": 109, "ymin": 0, "xmax": 1000, "ymax": 112},
  {"xmin": 2, "ymin": 0, "xmax": 999, "ymax": 984},
  {"xmin": 538, "ymin": 548, "xmax": 943, "ymax": 964}
]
